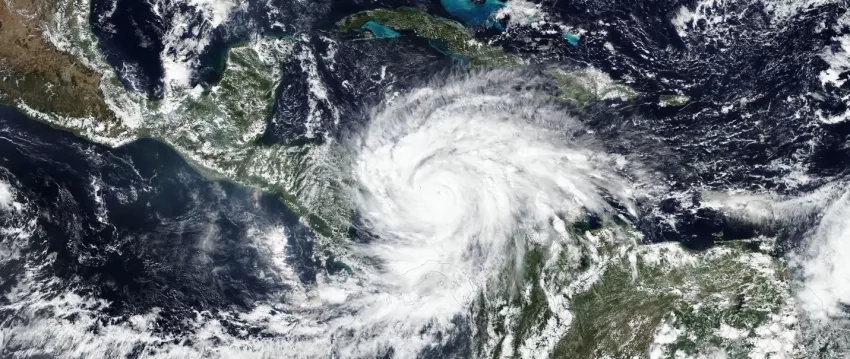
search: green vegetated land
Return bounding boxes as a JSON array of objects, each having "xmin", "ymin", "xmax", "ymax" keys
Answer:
[
  {"xmin": 554, "ymin": 242, "xmax": 788, "ymax": 358},
  {"xmin": 547, "ymin": 67, "xmax": 638, "ymax": 108},
  {"xmin": 338, "ymin": 7, "xmax": 522, "ymax": 67},
  {"xmin": 473, "ymin": 217, "xmax": 790, "ymax": 358},
  {"xmin": 659, "ymin": 94, "xmax": 690, "ymax": 107}
]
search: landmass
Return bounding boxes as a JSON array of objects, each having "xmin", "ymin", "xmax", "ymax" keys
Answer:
[
  {"xmin": 548, "ymin": 67, "xmax": 638, "ymax": 108},
  {"xmin": 0, "ymin": 0, "xmax": 113, "ymax": 125},
  {"xmin": 338, "ymin": 7, "xmax": 522, "ymax": 67},
  {"xmin": 475, "ymin": 220, "xmax": 793, "ymax": 358},
  {"xmin": 0, "ymin": 3, "xmax": 797, "ymax": 358},
  {"xmin": 659, "ymin": 94, "xmax": 690, "ymax": 107}
]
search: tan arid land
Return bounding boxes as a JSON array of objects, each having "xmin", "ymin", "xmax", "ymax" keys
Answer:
[{"xmin": 0, "ymin": 0, "xmax": 111, "ymax": 121}]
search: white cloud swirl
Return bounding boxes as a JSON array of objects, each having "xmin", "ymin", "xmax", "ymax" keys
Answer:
[
  {"xmin": 346, "ymin": 70, "xmax": 637, "ymax": 326},
  {"xmin": 0, "ymin": 70, "xmax": 643, "ymax": 358}
]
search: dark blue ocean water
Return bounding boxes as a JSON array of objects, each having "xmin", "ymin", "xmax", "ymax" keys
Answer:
[
  {"xmin": 88, "ymin": 0, "xmax": 333, "ymax": 98},
  {"xmin": 83, "ymin": 0, "xmax": 850, "ymax": 251},
  {"xmin": 0, "ymin": 106, "xmax": 316, "ymax": 332},
  {"xmin": 7, "ymin": 0, "xmax": 850, "ymax": 355},
  {"xmin": 89, "ymin": 0, "xmax": 167, "ymax": 98}
]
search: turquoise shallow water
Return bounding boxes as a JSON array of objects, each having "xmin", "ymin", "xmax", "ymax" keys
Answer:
[
  {"xmin": 440, "ymin": 0, "xmax": 505, "ymax": 26},
  {"xmin": 360, "ymin": 21, "xmax": 401, "ymax": 38},
  {"xmin": 563, "ymin": 32, "xmax": 580, "ymax": 46}
]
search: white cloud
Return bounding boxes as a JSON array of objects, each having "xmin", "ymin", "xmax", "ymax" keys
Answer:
[
  {"xmin": 0, "ymin": 181, "xmax": 21, "ymax": 212},
  {"xmin": 794, "ymin": 186, "xmax": 850, "ymax": 321}
]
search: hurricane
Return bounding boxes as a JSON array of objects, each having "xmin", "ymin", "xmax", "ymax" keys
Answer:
[
  {"xmin": 350, "ymin": 69, "xmax": 636, "ymax": 302},
  {"xmin": 7, "ymin": 0, "xmax": 850, "ymax": 355},
  {"xmin": 0, "ymin": 70, "xmax": 644, "ymax": 358},
  {"xmin": 328, "ymin": 70, "xmax": 641, "ymax": 355}
]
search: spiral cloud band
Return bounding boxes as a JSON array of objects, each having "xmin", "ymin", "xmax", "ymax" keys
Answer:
[
  {"xmin": 346, "ymin": 70, "xmax": 638, "ymax": 335},
  {"xmin": 0, "ymin": 70, "xmax": 645, "ymax": 359}
]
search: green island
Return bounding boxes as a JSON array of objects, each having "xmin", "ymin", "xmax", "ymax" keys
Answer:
[
  {"xmin": 0, "ymin": 3, "xmax": 798, "ymax": 357},
  {"xmin": 337, "ymin": 7, "xmax": 522, "ymax": 67},
  {"xmin": 548, "ymin": 67, "xmax": 638, "ymax": 108},
  {"xmin": 659, "ymin": 94, "xmax": 690, "ymax": 107},
  {"xmin": 3, "ymin": 1, "xmax": 640, "ymax": 246}
]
